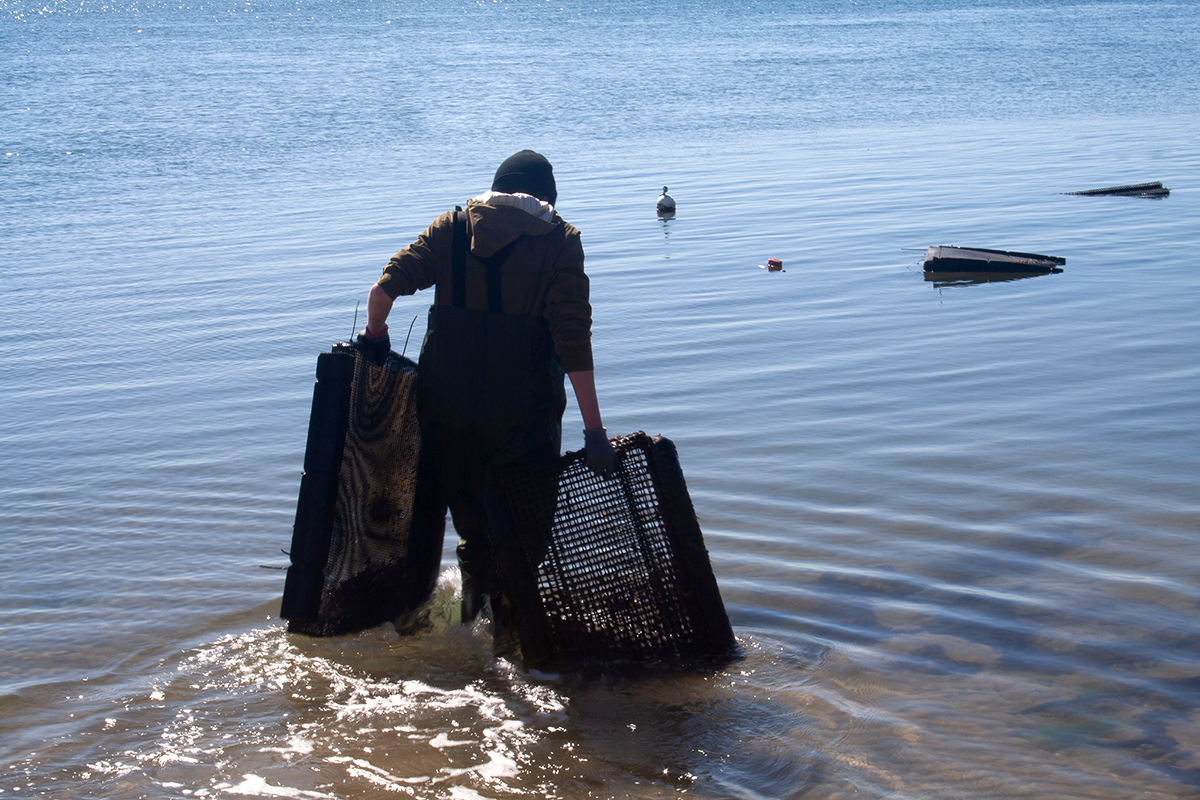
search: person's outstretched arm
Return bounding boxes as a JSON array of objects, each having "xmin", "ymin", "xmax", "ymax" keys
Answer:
[
  {"xmin": 358, "ymin": 210, "xmax": 451, "ymax": 360},
  {"xmin": 569, "ymin": 370, "xmax": 615, "ymax": 477},
  {"xmin": 365, "ymin": 282, "xmax": 393, "ymax": 335},
  {"xmin": 567, "ymin": 369, "xmax": 602, "ymax": 430},
  {"xmin": 355, "ymin": 282, "xmax": 394, "ymax": 364}
]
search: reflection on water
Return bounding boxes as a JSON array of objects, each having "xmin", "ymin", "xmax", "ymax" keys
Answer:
[{"xmin": 925, "ymin": 269, "xmax": 1065, "ymax": 288}]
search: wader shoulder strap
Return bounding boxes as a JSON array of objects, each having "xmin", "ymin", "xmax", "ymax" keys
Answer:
[
  {"xmin": 480, "ymin": 237, "xmax": 522, "ymax": 313},
  {"xmin": 450, "ymin": 207, "xmax": 522, "ymax": 313},
  {"xmin": 451, "ymin": 209, "xmax": 468, "ymax": 308}
]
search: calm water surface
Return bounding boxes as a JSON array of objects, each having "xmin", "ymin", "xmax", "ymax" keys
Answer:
[{"xmin": 2, "ymin": 0, "xmax": 1199, "ymax": 797}]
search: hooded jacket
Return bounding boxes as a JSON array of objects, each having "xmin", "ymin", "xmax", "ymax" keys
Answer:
[{"xmin": 376, "ymin": 195, "xmax": 593, "ymax": 373}]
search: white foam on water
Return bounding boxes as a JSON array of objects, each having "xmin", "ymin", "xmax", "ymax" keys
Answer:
[
  {"xmin": 219, "ymin": 774, "xmax": 337, "ymax": 799},
  {"xmin": 124, "ymin": 624, "xmax": 562, "ymax": 796},
  {"xmin": 259, "ymin": 737, "xmax": 315, "ymax": 757},
  {"xmin": 428, "ymin": 733, "xmax": 474, "ymax": 749}
]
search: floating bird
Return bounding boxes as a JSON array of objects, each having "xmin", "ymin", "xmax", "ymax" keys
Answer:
[{"xmin": 656, "ymin": 185, "xmax": 676, "ymax": 215}]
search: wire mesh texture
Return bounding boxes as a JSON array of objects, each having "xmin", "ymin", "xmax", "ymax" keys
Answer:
[
  {"xmin": 487, "ymin": 432, "xmax": 737, "ymax": 671},
  {"xmin": 282, "ymin": 343, "xmax": 442, "ymax": 637}
]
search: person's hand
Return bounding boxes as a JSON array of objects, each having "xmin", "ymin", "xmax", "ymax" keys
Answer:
[
  {"xmin": 355, "ymin": 324, "xmax": 390, "ymax": 366},
  {"xmin": 583, "ymin": 428, "xmax": 616, "ymax": 479}
]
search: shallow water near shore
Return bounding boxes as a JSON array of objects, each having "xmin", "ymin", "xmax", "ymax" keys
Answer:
[{"xmin": 3, "ymin": 0, "xmax": 1200, "ymax": 797}]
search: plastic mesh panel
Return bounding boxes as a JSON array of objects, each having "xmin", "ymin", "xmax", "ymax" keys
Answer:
[
  {"xmin": 324, "ymin": 348, "xmax": 421, "ymax": 581},
  {"xmin": 282, "ymin": 344, "xmax": 443, "ymax": 637},
  {"xmin": 487, "ymin": 432, "xmax": 736, "ymax": 670}
]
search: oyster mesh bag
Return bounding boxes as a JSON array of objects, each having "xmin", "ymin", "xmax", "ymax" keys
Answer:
[
  {"xmin": 281, "ymin": 343, "xmax": 443, "ymax": 636},
  {"xmin": 486, "ymin": 432, "xmax": 737, "ymax": 670}
]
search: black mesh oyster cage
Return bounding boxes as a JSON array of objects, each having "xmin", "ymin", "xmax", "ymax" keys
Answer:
[
  {"xmin": 486, "ymin": 432, "xmax": 738, "ymax": 671},
  {"xmin": 281, "ymin": 343, "xmax": 443, "ymax": 636}
]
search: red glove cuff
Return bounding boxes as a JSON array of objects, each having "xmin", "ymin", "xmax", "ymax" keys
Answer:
[{"xmin": 365, "ymin": 322, "xmax": 388, "ymax": 338}]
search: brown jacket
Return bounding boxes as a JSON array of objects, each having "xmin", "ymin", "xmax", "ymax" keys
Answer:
[{"xmin": 376, "ymin": 200, "xmax": 593, "ymax": 373}]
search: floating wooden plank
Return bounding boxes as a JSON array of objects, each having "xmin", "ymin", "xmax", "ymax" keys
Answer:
[{"xmin": 1064, "ymin": 181, "xmax": 1169, "ymax": 198}]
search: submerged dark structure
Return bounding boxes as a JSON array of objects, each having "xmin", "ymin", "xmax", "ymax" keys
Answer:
[
  {"xmin": 486, "ymin": 432, "xmax": 738, "ymax": 671},
  {"xmin": 923, "ymin": 246, "xmax": 1065, "ymax": 274},
  {"xmin": 1064, "ymin": 181, "xmax": 1169, "ymax": 198},
  {"xmin": 281, "ymin": 343, "xmax": 442, "ymax": 637}
]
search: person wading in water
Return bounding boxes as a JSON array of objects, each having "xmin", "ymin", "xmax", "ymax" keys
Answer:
[{"xmin": 356, "ymin": 150, "xmax": 616, "ymax": 626}]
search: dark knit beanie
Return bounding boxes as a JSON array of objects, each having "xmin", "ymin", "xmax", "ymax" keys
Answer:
[{"xmin": 491, "ymin": 150, "xmax": 557, "ymax": 206}]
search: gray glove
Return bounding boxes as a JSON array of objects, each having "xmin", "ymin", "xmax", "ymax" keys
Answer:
[{"xmin": 583, "ymin": 428, "xmax": 617, "ymax": 479}]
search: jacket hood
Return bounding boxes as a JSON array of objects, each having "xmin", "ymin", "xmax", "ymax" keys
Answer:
[{"xmin": 466, "ymin": 192, "xmax": 559, "ymax": 257}]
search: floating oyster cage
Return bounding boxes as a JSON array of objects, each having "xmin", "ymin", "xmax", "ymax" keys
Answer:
[
  {"xmin": 486, "ymin": 432, "xmax": 739, "ymax": 672},
  {"xmin": 281, "ymin": 343, "xmax": 443, "ymax": 637},
  {"xmin": 923, "ymin": 245, "xmax": 1065, "ymax": 274}
]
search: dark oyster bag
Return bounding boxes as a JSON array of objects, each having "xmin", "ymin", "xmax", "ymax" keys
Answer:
[
  {"xmin": 485, "ymin": 432, "xmax": 737, "ymax": 671},
  {"xmin": 281, "ymin": 343, "xmax": 443, "ymax": 636}
]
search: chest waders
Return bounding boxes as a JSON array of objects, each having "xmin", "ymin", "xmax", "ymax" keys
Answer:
[{"xmin": 416, "ymin": 211, "xmax": 567, "ymax": 623}]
